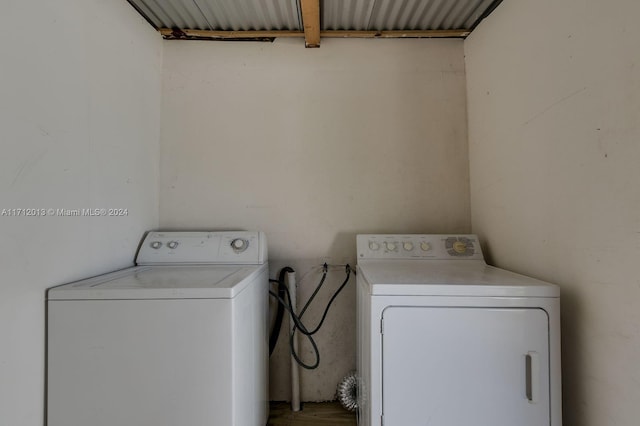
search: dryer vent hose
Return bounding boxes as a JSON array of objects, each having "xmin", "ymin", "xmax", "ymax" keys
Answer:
[{"xmin": 337, "ymin": 371, "xmax": 358, "ymax": 412}]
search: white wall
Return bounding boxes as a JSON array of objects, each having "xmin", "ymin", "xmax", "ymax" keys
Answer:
[
  {"xmin": 465, "ymin": 0, "xmax": 640, "ymax": 424},
  {"xmin": 0, "ymin": 1, "xmax": 162, "ymax": 424},
  {"xmin": 160, "ymin": 38, "xmax": 470, "ymax": 400}
]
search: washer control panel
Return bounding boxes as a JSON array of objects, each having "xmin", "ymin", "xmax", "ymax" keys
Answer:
[
  {"xmin": 136, "ymin": 231, "xmax": 267, "ymax": 265},
  {"xmin": 357, "ymin": 234, "xmax": 483, "ymax": 260}
]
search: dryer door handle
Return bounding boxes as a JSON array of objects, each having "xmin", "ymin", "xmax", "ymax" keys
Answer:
[{"xmin": 525, "ymin": 351, "xmax": 540, "ymax": 403}]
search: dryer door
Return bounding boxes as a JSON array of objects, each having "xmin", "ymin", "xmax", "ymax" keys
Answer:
[{"xmin": 382, "ymin": 307, "xmax": 549, "ymax": 426}]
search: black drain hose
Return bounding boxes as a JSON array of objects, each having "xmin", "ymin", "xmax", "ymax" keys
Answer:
[
  {"xmin": 269, "ymin": 267, "xmax": 294, "ymax": 356},
  {"xmin": 269, "ymin": 264, "xmax": 352, "ymax": 369}
]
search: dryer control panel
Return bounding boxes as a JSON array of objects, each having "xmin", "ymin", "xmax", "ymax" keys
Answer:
[
  {"xmin": 357, "ymin": 234, "xmax": 483, "ymax": 260},
  {"xmin": 136, "ymin": 231, "xmax": 267, "ymax": 265}
]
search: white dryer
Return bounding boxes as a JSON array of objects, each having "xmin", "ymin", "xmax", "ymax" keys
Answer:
[
  {"xmin": 47, "ymin": 231, "xmax": 269, "ymax": 426},
  {"xmin": 356, "ymin": 234, "xmax": 561, "ymax": 426}
]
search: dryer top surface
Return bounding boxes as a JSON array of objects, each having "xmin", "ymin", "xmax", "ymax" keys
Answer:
[{"xmin": 357, "ymin": 260, "xmax": 559, "ymax": 298}]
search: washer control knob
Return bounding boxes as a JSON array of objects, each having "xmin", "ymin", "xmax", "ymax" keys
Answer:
[
  {"xmin": 167, "ymin": 241, "xmax": 179, "ymax": 249},
  {"xmin": 150, "ymin": 241, "xmax": 162, "ymax": 249},
  {"xmin": 403, "ymin": 242, "xmax": 414, "ymax": 251},
  {"xmin": 369, "ymin": 241, "xmax": 380, "ymax": 251},
  {"xmin": 420, "ymin": 242, "xmax": 431, "ymax": 251},
  {"xmin": 385, "ymin": 242, "xmax": 397, "ymax": 251},
  {"xmin": 231, "ymin": 238, "xmax": 248, "ymax": 252}
]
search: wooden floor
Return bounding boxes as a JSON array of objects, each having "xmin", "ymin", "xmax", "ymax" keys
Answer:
[{"xmin": 268, "ymin": 402, "xmax": 357, "ymax": 426}]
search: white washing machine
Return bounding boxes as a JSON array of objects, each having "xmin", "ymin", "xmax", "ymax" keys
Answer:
[
  {"xmin": 356, "ymin": 234, "xmax": 561, "ymax": 426},
  {"xmin": 47, "ymin": 231, "xmax": 269, "ymax": 426}
]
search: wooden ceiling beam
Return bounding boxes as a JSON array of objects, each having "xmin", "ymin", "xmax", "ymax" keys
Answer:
[
  {"xmin": 160, "ymin": 28, "xmax": 303, "ymax": 39},
  {"xmin": 322, "ymin": 29, "xmax": 471, "ymax": 38},
  {"xmin": 300, "ymin": 0, "xmax": 321, "ymax": 48},
  {"xmin": 159, "ymin": 29, "xmax": 471, "ymax": 41}
]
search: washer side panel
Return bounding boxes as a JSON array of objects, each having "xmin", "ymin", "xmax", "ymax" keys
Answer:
[{"xmin": 231, "ymin": 268, "xmax": 270, "ymax": 426}]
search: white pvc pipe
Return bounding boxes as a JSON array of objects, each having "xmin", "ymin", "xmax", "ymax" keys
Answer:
[{"xmin": 286, "ymin": 271, "xmax": 301, "ymax": 412}]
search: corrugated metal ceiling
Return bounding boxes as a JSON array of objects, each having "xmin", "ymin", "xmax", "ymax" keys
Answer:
[
  {"xmin": 323, "ymin": 0, "xmax": 497, "ymax": 31},
  {"xmin": 130, "ymin": 0, "xmax": 302, "ymax": 31},
  {"xmin": 128, "ymin": 0, "xmax": 501, "ymax": 33}
]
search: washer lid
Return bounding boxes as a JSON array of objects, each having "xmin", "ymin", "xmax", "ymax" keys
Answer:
[
  {"xmin": 357, "ymin": 260, "xmax": 559, "ymax": 298},
  {"xmin": 47, "ymin": 264, "xmax": 267, "ymax": 300}
]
